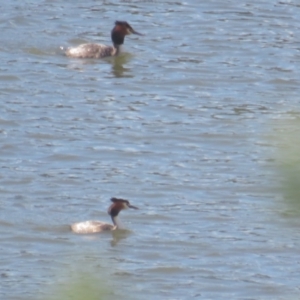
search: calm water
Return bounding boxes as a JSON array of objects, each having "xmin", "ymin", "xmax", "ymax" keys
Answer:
[{"xmin": 1, "ymin": 0, "xmax": 300, "ymax": 299}]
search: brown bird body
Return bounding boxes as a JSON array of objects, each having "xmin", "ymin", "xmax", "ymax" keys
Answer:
[
  {"xmin": 65, "ymin": 21, "xmax": 143, "ymax": 59},
  {"xmin": 71, "ymin": 198, "xmax": 138, "ymax": 234}
]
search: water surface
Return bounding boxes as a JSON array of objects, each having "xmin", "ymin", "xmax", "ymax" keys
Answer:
[{"xmin": 0, "ymin": 0, "xmax": 300, "ymax": 299}]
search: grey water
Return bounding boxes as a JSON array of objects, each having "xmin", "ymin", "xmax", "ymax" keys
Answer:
[{"xmin": 0, "ymin": 0, "xmax": 300, "ymax": 299}]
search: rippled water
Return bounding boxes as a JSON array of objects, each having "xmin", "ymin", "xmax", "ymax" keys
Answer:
[{"xmin": 1, "ymin": 0, "xmax": 300, "ymax": 299}]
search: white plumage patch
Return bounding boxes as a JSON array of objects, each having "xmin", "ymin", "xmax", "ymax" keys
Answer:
[
  {"xmin": 71, "ymin": 220, "xmax": 115, "ymax": 234},
  {"xmin": 65, "ymin": 43, "xmax": 116, "ymax": 59}
]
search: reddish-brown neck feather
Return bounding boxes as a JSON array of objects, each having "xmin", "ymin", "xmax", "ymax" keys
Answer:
[{"xmin": 108, "ymin": 202, "xmax": 125, "ymax": 217}]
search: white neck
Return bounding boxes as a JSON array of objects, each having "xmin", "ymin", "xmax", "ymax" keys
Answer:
[
  {"xmin": 113, "ymin": 44, "xmax": 122, "ymax": 55},
  {"xmin": 111, "ymin": 215, "xmax": 125, "ymax": 229}
]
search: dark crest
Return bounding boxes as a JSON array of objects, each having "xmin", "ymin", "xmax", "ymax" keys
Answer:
[
  {"xmin": 110, "ymin": 197, "xmax": 129, "ymax": 205},
  {"xmin": 111, "ymin": 21, "xmax": 133, "ymax": 46},
  {"xmin": 115, "ymin": 21, "xmax": 132, "ymax": 29},
  {"xmin": 108, "ymin": 197, "xmax": 129, "ymax": 217}
]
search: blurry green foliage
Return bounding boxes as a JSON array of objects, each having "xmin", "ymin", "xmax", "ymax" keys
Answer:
[
  {"xmin": 47, "ymin": 272, "xmax": 112, "ymax": 300},
  {"xmin": 275, "ymin": 118, "xmax": 300, "ymax": 214}
]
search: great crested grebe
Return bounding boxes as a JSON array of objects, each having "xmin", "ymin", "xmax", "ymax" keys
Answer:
[
  {"xmin": 65, "ymin": 21, "xmax": 143, "ymax": 59},
  {"xmin": 71, "ymin": 197, "xmax": 138, "ymax": 234}
]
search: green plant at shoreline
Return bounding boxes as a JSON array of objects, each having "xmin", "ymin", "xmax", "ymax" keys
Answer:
[
  {"xmin": 274, "ymin": 118, "xmax": 300, "ymax": 214},
  {"xmin": 47, "ymin": 272, "xmax": 112, "ymax": 300}
]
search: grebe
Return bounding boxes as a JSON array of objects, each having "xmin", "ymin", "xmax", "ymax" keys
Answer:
[
  {"xmin": 71, "ymin": 197, "xmax": 138, "ymax": 234},
  {"xmin": 65, "ymin": 21, "xmax": 143, "ymax": 59}
]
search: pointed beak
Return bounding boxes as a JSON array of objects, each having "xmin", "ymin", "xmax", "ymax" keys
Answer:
[
  {"xmin": 128, "ymin": 204, "xmax": 139, "ymax": 209},
  {"xmin": 131, "ymin": 29, "xmax": 143, "ymax": 36}
]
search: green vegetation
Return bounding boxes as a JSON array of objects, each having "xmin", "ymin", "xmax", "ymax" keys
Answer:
[
  {"xmin": 47, "ymin": 272, "xmax": 112, "ymax": 300},
  {"xmin": 275, "ymin": 118, "xmax": 300, "ymax": 214}
]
